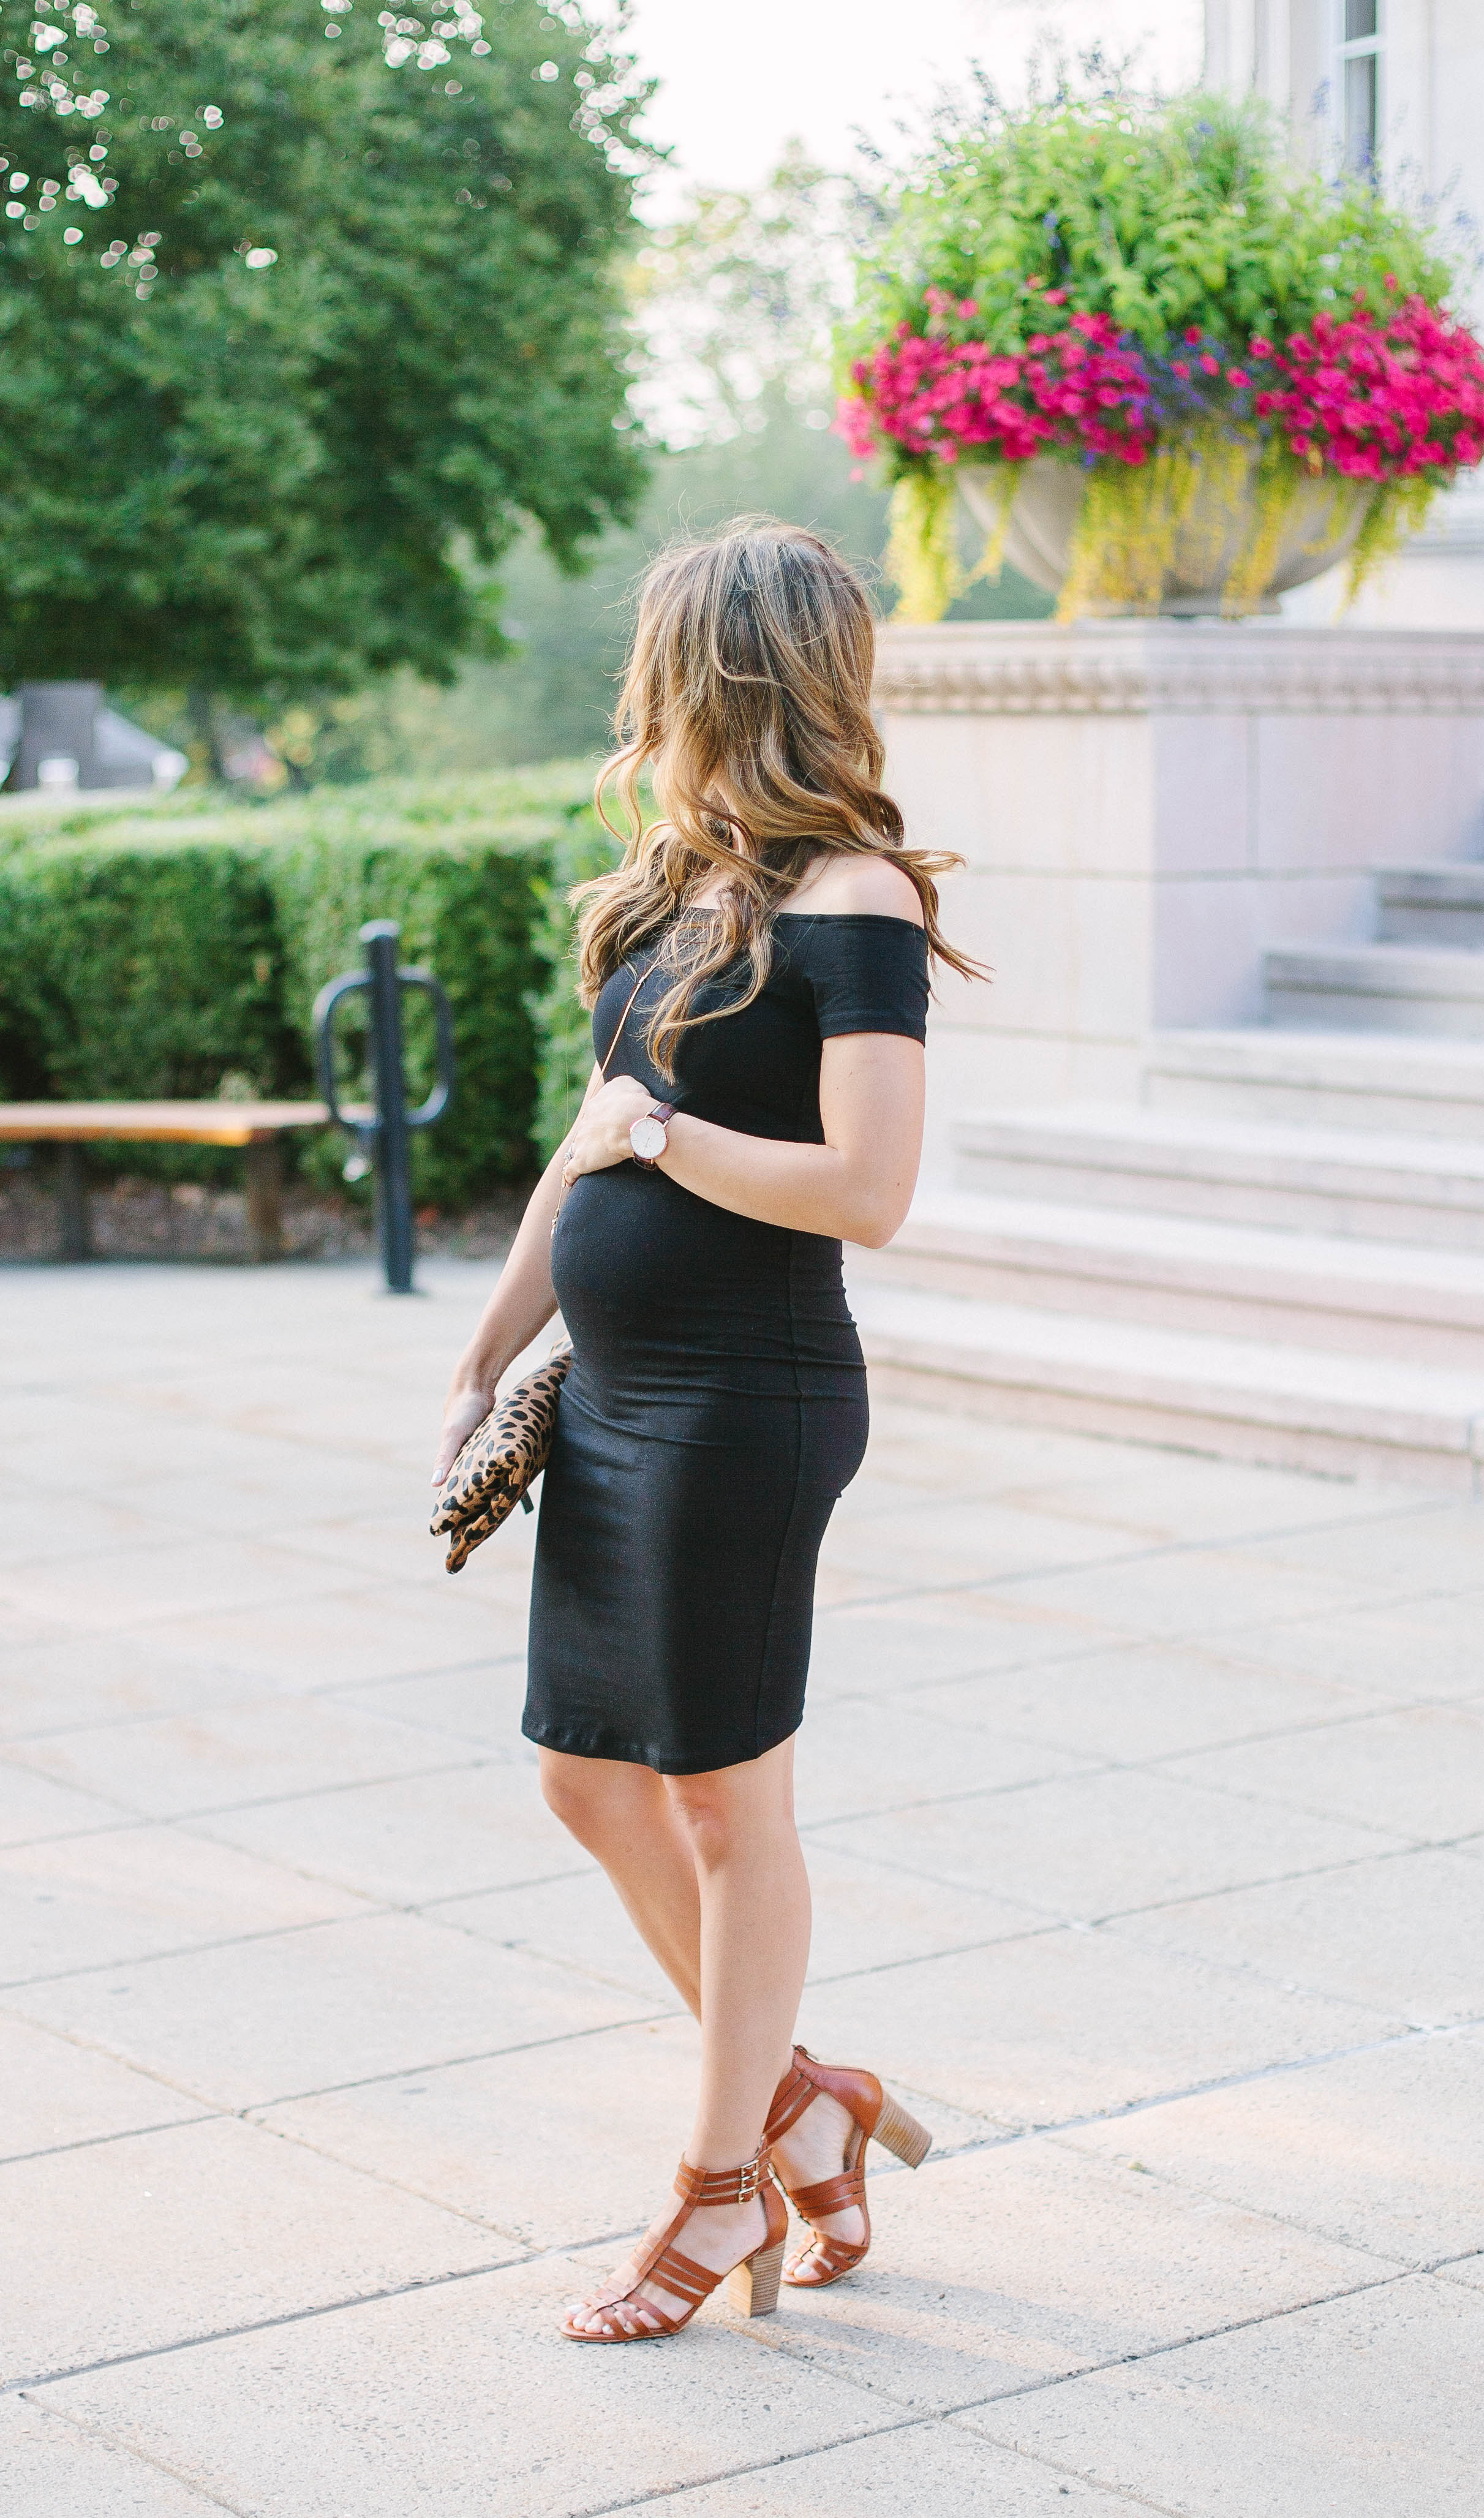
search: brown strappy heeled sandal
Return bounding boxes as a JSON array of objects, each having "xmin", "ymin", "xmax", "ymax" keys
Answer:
[
  {"xmin": 559, "ymin": 2141, "xmax": 788, "ymax": 2343},
  {"xmin": 764, "ymin": 2046, "xmax": 932, "ymax": 2288}
]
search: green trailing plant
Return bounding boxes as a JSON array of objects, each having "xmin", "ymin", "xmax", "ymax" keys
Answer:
[{"xmin": 837, "ymin": 92, "xmax": 1482, "ymax": 620}]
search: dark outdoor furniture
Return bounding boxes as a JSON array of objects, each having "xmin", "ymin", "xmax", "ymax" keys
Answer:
[{"xmin": 0, "ymin": 1101, "xmax": 330, "ymax": 1261}]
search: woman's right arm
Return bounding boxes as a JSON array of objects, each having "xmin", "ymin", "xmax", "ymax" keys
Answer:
[{"xmin": 431, "ymin": 1065, "xmax": 600, "ymax": 1482}]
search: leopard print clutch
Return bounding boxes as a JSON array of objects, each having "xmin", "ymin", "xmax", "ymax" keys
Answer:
[{"xmin": 430, "ymin": 1342, "xmax": 573, "ymax": 1573}]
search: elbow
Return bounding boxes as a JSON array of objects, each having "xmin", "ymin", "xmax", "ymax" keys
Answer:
[{"xmin": 849, "ymin": 1194, "xmax": 913, "ymax": 1250}]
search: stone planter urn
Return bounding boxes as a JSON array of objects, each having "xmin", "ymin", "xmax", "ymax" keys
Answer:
[{"xmin": 958, "ymin": 453, "xmax": 1371, "ymax": 617}]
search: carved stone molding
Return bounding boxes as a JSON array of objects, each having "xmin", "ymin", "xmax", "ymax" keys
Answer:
[{"xmin": 874, "ymin": 620, "xmax": 1484, "ymax": 716}]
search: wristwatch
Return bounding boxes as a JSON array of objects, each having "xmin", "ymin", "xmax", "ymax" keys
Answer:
[{"xmin": 629, "ymin": 1103, "xmax": 675, "ymax": 1169}]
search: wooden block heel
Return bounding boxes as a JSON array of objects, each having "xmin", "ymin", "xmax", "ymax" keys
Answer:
[
  {"xmin": 764, "ymin": 2046, "xmax": 935, "ymax": 2289},
  {"xmin": 559, "ymin": 2144, "xmax": 788, "ymax": 2343},
  {"xmin": 873, "ymin": 2091, "xmax": 932, "ymax": 2170},
  {"xmin": 726, "ymin": 2233, "xmax": 785, "ymax": 2317}
]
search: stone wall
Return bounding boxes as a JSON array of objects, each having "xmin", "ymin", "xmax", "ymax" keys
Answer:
[{"xmin": 877, "ymin": 620, "xmax": 1484, "ymax": 1180}]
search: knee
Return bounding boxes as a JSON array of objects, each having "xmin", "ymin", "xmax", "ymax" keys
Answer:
[
  {"xmin": 540, "ymin": 1754, "xmax": 616, "ymax": 1846},
  {"xmin": 665, "ymin": 1777, "xmax": 739, "ymax": 1870}
]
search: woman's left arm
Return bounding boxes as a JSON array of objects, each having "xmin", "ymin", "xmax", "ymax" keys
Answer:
[{"xmin": 560, "ymin": 1033, "xmax": 925, "ymax": 1249}]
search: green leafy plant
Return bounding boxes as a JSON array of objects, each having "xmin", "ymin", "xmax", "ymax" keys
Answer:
[
  {"xmin": 838, "ymin": 92, "xmax": 1477, "ymax": 619},
  {"xmin": 0, "ymin": 0, "xmax": 649, "ymax": 707},
  {"xmin": 0, "ymin": 766, "xmax": 604, "ymax": 1205}
]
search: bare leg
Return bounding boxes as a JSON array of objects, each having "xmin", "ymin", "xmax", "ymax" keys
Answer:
[
  {"xmin": 544, "ymin": 1738, "xmax": 812, "ymax": 2335},
  {"xmin": 539, "ymin": 1749, "xmax": 702, "ymax": 2015}
]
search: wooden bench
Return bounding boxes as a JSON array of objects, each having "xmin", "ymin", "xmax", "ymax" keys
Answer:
[{"xmin": 0, "ymin": 1101, "xmax": 331, "ymax": 1262}]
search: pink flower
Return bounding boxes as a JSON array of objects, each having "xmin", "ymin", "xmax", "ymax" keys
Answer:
[
  {"xmin": 1043, "ymin": 288, "xmax": 1068, "ymax": 305},
  {"xmin": 1249, "ymin": 336, "xmax": 1273, "ymax": 360},
  {"xmin": 1184, "ymin": 326, "xmax": 1202, "ymax": 345},
  {"xmin": 1227, "ymin": 368, "xmax": 1251, "ymax": 388},
  {"xmin": 838, "ymin": 286, "xmax": 1155, "ymax": 472},
  {"xmin": 1200, "ymin": 354, "xmax": 1221, "ymax": 377},
  {"xmin": 1252, "ymin": 296, "xmax": 1484, "ymax": 485},
  {"xmin": 1172, "ymin": 360, "xmax": 1191, "ymax": 379}
]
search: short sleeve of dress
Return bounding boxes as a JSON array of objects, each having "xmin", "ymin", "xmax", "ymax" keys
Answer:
[{"xmin": 789, "ymin": 914, "xmax": 930, "ymax": 1044}]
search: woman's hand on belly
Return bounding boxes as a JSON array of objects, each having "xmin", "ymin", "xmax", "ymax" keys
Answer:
[{"xmin": 562, "ymin": 1074, "xmax": 655, "ymax": 1183}]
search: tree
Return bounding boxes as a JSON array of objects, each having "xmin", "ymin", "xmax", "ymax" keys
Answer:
[
  {"xmin": 0, "ymin": 0, "xmax": 649, "ymax": 703},
  {"xmin": 386, "ymin": 146, "xmax": 1048, "ymax": 772}
]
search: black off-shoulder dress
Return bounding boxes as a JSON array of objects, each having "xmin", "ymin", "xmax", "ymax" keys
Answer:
[{"xmin": 523, "ymin": 911, "xmax": 928, "ymax": 1776}]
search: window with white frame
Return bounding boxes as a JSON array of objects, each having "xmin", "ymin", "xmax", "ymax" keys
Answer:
[{"xmin": 1338, "ymin": 0, "xmax": 1383, "ymax": 176}]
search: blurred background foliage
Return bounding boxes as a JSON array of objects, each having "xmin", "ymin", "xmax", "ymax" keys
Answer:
[
  {"xmin": 123, "ymin": 142, "xmax": 1049, "ymax": 786},
  {"xmin": 0, "ymin": 768, "xmax": 597, "ymax": 1202},
  {"xmin": 0, "ymin": 0, "xmax": 650, "ymax": 708}
]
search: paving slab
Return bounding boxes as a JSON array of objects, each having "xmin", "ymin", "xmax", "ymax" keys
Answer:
[
  {"xmin": 1194, "ymin": 1589, "xmax": 1484, "ymax": 1699},
  {"xmin": 429, "ymin": 1868, "xmax": 688, "ymax": 2006},
  {"xmin": 818, "ymin": 1498, "xmax": 1146, "ymax": 1589},
  {"xmin": 649, "ymin": 2423, "xmax": 1137, "ymax": 2515},
  {"xmin": 1232, "ymin": 1504, "xmax": 1484, "ymax": 1596},
  {"xmin": 958, "ymin": 2272, "xmax": 1484, "ymax": 2517},
  {"xmin": 804, "ymin": 1593, "xmax": 1144, "ymax": 1698},
  {"xmin": 1, "ymin": 2113, "xmax": 510, "ymax": 2386},
  {"xmin": 29, "ymin": 2253, "xmax": 909, "ymax": 2518},
  {"xmin": 1064, "ymin": 2026, "xmax": 1484, "ymax": 2267},
  {"xmin": 997, "ymin": 1454, "xmax": 1431, "ymax": 1546},
  {"xmin": 0, "ymin": 2016, "xmax": 205, "ymax": 2163},
  {"xmin": 0, "ymin": 1491, "xmax": 171, "ymax": 1574},
  {"xmin": 0, "ymin": 1627, "xmax": 277, "ymax": 1744},
  {"xmin": 0, "ymin": 1756, "xmax": 133, "ymax": 1847},
  {"xmin": 110, "ymin": 1582, "xmax": 522, "ymax": 1692},
  {"xmin": 328, "ymin": 1655, "xmax": 530, "ymax": 1749},
  {"xmin": 1119, "ymin": 1845, "xmax": 1484, "ymax": 2027},
  {"xmin": 254, "ymin": 2015, "xmax": 702, "ymax": 2248},
  {"xmin": 5, "ymin": 1693, "xmax": 466, "ymax": 1823},
  {"xmin": 252, "ymin": 1505, "xmax": 525, "ymax": 1595},
  {"xmin": 1437, "ymin": 2250, "xmax": 1484, "ymax": 2293},
  {"xmin": 793, "ymin": 1928, "xmax": 1392, "ymax": 2128},
  {"xmin": 10, "ymin": 1909, "xmax": 661, "ymax": 2110},
  {"xmin": 0, "ymin": 1534, "xmax": 347, "ymax": 1637},
  {"xmin": 7, "ymin": 1262, "xmax": 1483, "ymax": 2516},
  {"xmin": 0, "ymin": 2397, "xmax": 227, "ymax": 2518},
  {"xmin": 902, "ymin": 1638, "xmax": 1391, "ymax": 1763},
  {"xmin": 750, "ymin": 2141, "xmax": 1384, "ymax": 2414},
  {"xmin": 811, "ymin": 1765, "xmax": 1399, "ymax": 1924},
  {"xmin": 998, "ymin": 1544, "xmax": 1399, "ymax": 1646},
  {"xmin": 792, "ymin": 1695, "xmax": 1090, "ymax": 1826},
  {"xmin": 195, "ymin": 1757, "xmax": 574, "ymax": 1905},
  {"xmin": 0, "ymin": 1822, "xmax": 367, "ymax": 1986},
  {"xmin": 1162, "ymin": 1701, "xmax": 1484, "ymax": 1841}
]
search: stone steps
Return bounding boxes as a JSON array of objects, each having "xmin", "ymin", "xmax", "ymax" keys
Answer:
[
  {"xmin": 1144, "ymin": 1028, "xmax": 1484, "ymax": 1138},
  {"xmin": 877, "ymin": 844, "xmax": 1484, "ymax": 1487},
  {"xmin": 955, "ymin": 1104, "xmax": 1484, "ymax": 1250},
  {"xmin": 1377, "ymin": 861, "xmax": 1484, "ymax": 947},
  {"xmin": 852, "ymin": 1188, "xmax": 1484, "ymax": 1368},
  {"xmin": 1264, "ymin": 941, "xmax": 1484, "ymax": 1036},
  {"xmin": 849, "ymin": 1281, "xmax": 1484, "ymax": 1493}
]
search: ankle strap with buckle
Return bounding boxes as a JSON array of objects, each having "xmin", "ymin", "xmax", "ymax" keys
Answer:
[{"xmin": 674, "ymin": 2143, "xmax": 771, "ymax": 2209}]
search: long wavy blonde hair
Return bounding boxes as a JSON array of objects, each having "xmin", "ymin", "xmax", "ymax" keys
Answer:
[{"xmin": 573, "ymin": 519, "xmax": 983, "ymax": 1079}]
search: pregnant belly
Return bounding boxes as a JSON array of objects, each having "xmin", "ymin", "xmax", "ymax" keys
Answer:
[{"xmin": 551, "ymin": 1163, "xmax": 862, "ymax": 1401}]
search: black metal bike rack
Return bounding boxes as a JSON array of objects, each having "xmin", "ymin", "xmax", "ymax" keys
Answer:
[{"xmin": 312, "ymin": 920, "xmax": 454, "ymax": 1294}]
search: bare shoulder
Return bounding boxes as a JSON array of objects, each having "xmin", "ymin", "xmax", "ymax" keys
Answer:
[{"xmin": 785, "ymin": 853, "xmax": 925, "ymax": 925}]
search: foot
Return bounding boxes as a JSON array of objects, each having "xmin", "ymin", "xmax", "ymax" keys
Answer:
[
  {"xmin": 768, "ymin": 2088, "xmax": 867, "ymax": 2269},
  {"xmin": 562, "ymin": 2189, "xmax": 770, "ymax": 2339}
]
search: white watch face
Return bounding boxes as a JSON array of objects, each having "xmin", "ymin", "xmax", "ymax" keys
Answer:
[{"xmin": 630, "ymin": 1115, "xmax": 668, "ymax": 1161}]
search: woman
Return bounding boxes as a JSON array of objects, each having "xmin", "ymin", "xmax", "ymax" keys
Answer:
[{"xmin": 433, "ymin": 521, "xmax": 979, "ymax": 2342}]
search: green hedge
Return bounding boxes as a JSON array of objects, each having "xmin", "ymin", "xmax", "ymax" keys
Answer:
[{"xmin": 0, "ymin": 766, "xmax": 608, "ymax": 1209}]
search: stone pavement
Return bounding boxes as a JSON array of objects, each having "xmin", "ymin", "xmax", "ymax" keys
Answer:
[{"xmin": 2, "ymin": 1256, "xmax": 1483, "ymax": 2517}]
